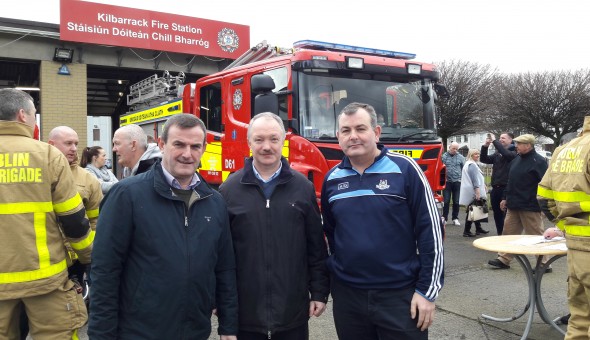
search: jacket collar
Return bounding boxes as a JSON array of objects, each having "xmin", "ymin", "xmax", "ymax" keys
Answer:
[
  {"xmin": 152, "ymin": 159, "xmax": 214, "ymax": 199},
  {"xmin": 240, "ymin": 157, "xmax": 294, "ymax": 185},
  {"xmin": 0, "ymin": 121, "xmax": 34, "ymax": 138},
  {"xmin": 583, "ymin": 116, "xmax": 590, "ymax": 135}
]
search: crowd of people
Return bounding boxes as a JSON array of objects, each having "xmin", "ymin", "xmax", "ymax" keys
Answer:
[{"xmin": 1, "ymin": 87, "xmax": 588, "ymax": 340}]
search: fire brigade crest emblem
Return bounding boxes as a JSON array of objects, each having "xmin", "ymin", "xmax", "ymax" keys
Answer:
[
  {"xmin": 217, "ymin": 28, "xmax": 239, "ymax": 53},
  {"xmin": 376, "ymin": 179, "xmax": 390, "ymax": 190},
  {"xmin": 233, "ymin": 89, "xmax": 243, "ymax": 110}
]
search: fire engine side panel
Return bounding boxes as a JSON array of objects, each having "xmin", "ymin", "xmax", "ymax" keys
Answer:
[
  {"xmin": 220, "ymin": 67, "xmax": 251, "ymax": 181},
  {"xmin": 193, "ymin": 75, "xmax": 225, "ymax": 185}
]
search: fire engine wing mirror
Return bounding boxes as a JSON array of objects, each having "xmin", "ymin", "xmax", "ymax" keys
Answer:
[
  {"xmin": 434, "ymin": 83, "xmax": 450, "ymax": 99},
  {"xmin": 419, "ymin": 87, "xmax": 431, "ymax": 104},
  {"xmin": 288, "ymin": 119, "xmax": 299, "ymax": 134}
]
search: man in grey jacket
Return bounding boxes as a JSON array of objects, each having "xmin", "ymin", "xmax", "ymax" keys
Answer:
[
  {"xmin": 112, "ymin": 124, "xmax": 161, "ymax": 178},
  {"xmin": 442, "ymin": 142, "xmax": 465, "ymax": 226}
]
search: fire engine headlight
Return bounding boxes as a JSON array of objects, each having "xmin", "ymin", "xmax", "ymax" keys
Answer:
[
  {"xmin": 346, "ymin": 57, "xmax": 364, "ymax": 69},
  {"xmin": 406, "ymin": 63, "xmax": 421, "ymax": 75}
]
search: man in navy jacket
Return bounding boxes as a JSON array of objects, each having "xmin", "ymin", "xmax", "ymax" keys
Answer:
[
  {"xmin": 488, "ymin": 134, "xmax": 548, "ymax": 270},
  {"xmin": 89, "ymin": 114, "xmax": 238, "ymax": 339},
  {"xmin": 220, "ymin": 112, "xmax": 329, "ymax": 340},
  {"xmin": 322, "ymin": 102, "xmax": 444, "ymax": 340},
  {"xmin": 480, "ymin": 132, "xmax": 517, "ymax": 235}
]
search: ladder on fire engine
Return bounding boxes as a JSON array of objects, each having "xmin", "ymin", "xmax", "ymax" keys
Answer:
[
  {"xmin": 127, "ymin": 70, "xmax": 185, "ymax": 110},
  {"xmin": 223, "ymin": 40, "xmax": 293, "ymax": 70}
]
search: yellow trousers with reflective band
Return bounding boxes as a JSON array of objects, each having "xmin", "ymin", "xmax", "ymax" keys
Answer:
[
  {"xmin": 565, "ymin": 235, "xmax": 590, "ymax": 340},
  {"xmin": 0, "ymin": 278, "xmax": 87, "ymax": 340}
]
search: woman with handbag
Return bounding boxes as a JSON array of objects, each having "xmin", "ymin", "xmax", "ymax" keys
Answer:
[{"xmin": 458, "ymin": 149, "xmax": 490, "ymax": 237}]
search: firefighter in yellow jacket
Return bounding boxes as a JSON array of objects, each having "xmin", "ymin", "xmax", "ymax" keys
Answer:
[
  {"xmin": 48, "ymin": 126, "xmax": 102, "ymax": 287},
  {"xmin": 0, "ymin": 89, "xmax": 94, "ymax": 339},
  {"xmin": 538, "ymin": 116, "xmax": 590, "ymax": 340},
  {"xmin": 48, "ymin": 126, "xmax": 102, "ymax": 231}
]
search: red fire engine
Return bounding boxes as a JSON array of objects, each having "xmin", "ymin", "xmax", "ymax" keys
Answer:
[{"xmin": 120, "ymin": 40, "xmax": 448, "ymax": 206}]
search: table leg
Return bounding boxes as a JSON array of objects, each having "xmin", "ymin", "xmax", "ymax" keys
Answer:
[
  {"xmin": 480, "ymin": 255, "xmax": 532, "ymax": 327},
  {"xmin": 514, "ymin": 255, "xmax": 536, "ymax": 340},
  {"xmin": 533, "ymin": 254, "xmax": 566, "ymax": 336}
]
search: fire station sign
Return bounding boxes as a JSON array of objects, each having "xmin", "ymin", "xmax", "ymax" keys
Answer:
[{"xmin": 59, "ymin": 0, "xmax": 250, "ymax": 58}]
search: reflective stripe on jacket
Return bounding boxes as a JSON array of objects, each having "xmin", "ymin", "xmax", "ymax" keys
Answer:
[
  {"xmin": 0, "ymin": 121, "xmax": 93, "ymax": 299},
  {"xmin": 64, "ymin": 162, "xmax": 102, "ymax": 264},
  {"xmin": 538, "ymin": 117, "xmax": 590, "ymax": 237},
  {"xmin": 71, "ymin": 162, "xmax": 102, "ymax": 230}
]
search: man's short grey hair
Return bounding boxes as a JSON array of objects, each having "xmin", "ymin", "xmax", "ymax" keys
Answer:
[
  {"xmin": 0, "ymin": 89, "xmax": 35, "ymax": 121},
  {"xmin": 161, "ymin": 114, "xmax": 207, "ymax": 144},
  {"xmin": 449, "ymin": 142, "xmax": 460, "ymax": 150},
  {"xmin": 116, "ymin": 124, "xmax": 148, "ymax": 150},
  {"xmin": 337, "ymin": 102, "xmax": 378, "ymax": 129},
  {"xmin": 247, "ymin": 112, "xmax": 286, "ymax": 140}
]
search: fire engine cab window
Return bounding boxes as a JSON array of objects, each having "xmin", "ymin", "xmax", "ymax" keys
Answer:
[
  {"xmin": 297, "ymin": 73, "xmax": 437, "ymax": 141},
  {"xmin": 200, "ymin": 83, "xmax": 222, "ymax": 132}
]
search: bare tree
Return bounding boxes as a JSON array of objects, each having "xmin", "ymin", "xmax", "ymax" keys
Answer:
[
  {"xmin": 492, "ymin": 70, "xmax": 590, "ymax": 147},
  {"xmin": 435, "ymin": 60, "xmax": 497, "ymax": 148}
]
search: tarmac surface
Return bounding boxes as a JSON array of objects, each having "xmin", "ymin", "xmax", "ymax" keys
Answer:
[{"xmin": 68, "ymin": 208, "xmax": 569, "ymax": 340}]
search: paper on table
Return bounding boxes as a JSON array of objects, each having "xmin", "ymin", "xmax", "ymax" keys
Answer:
[
  {"xmin": 508, "ymin": 236, "xmax": 565, "ymax": 246},
  {"xmin": 508, "ymin": 236, "xmax": 546, "ymax": 246},
  {"xmin": 544, "ymin": 243, "xmax": 568, "ymax": 251},
  {"xmin": 543, "ymin": 236, "xmax": 565, "ymax": 242}
]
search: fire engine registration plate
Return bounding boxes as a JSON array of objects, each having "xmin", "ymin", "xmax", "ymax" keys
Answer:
[{"xmin": 388, "ymin": 148, "xmax": 423, "ymax": 160}]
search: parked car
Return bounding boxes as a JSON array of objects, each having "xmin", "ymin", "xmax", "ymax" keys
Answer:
[{"xmin": 537, "ymin": 150, "xmax": 552, "ymax": 161}]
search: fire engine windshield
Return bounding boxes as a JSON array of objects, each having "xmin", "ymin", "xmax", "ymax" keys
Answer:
[{"xmin": 297, "ymin": 73, "xmax": 439, "ymax": 142}]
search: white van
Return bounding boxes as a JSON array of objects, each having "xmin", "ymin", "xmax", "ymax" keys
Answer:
[{"xmin": 537, "ymin": 150, "xmax": 552, "ymax": 161}]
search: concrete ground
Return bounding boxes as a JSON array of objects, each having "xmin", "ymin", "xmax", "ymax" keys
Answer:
[{"xmin": 65, "ymin": 208, "xmax": 570, "ymax": 340}]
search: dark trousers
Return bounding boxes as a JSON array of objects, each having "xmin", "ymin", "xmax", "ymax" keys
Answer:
[
  {"xmin": 331, "ymin": 278, "xmax": 428, "ymax": 340},
  {"xmin": 443, "ymin": 181, "xmax": 461, "ymax": 221},
  {"xmin": 490, "ymin": 186, "xmax": 506, "ymax": 235},
  {"xmin": 463, "ymin": 213, "xmax": 481, "ymax": 234},
  {"xmin": 237, "ymin": 323, "xmax": 309, "ymax": 340}
]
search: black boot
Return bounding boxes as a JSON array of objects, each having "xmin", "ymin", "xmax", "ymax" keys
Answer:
[
  {"xmin": 463, "ymin": 228, "xmax": 475, "ymax": 237},
  {"xmin": 560, "ymin": 314, "xmax": 570, "ymax": 325},
  {"xmin": 463, "ymin": 221, "xmax": 475, "ymax": 237},
  {"xmin": 476, "ymin": 227, "xmax": 489, "ymax": 235}
]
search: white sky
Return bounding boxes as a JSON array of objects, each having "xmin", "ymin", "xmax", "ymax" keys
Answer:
[{"xmin": 2, "ymin": 0, "xmax": 588, "ymax": 74}]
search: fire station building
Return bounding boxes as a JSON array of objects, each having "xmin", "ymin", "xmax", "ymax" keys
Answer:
[{"xmin": 0, "ymin": 1, "xmax": 249, "ymax": 165}]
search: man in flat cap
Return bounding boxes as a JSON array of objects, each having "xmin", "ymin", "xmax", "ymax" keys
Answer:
[{"xmin": 488, "ymin": 134, "xmax": 549, "ymax": 270}]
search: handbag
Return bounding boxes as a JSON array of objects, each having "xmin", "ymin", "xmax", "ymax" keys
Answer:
[{"xmin": 468, "ymin": 198, "xmax": 489, "ymax": 222}]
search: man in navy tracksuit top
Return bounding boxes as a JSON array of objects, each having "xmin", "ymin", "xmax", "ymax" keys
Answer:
[{"xmin": 321, "ymin": 102, "xmax": 444, "ymax": 340}]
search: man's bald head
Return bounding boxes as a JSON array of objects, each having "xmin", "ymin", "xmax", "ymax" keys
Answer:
[{"xmin": 48, "ymin": 126, "xmax": 79, "ymax": 164}]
